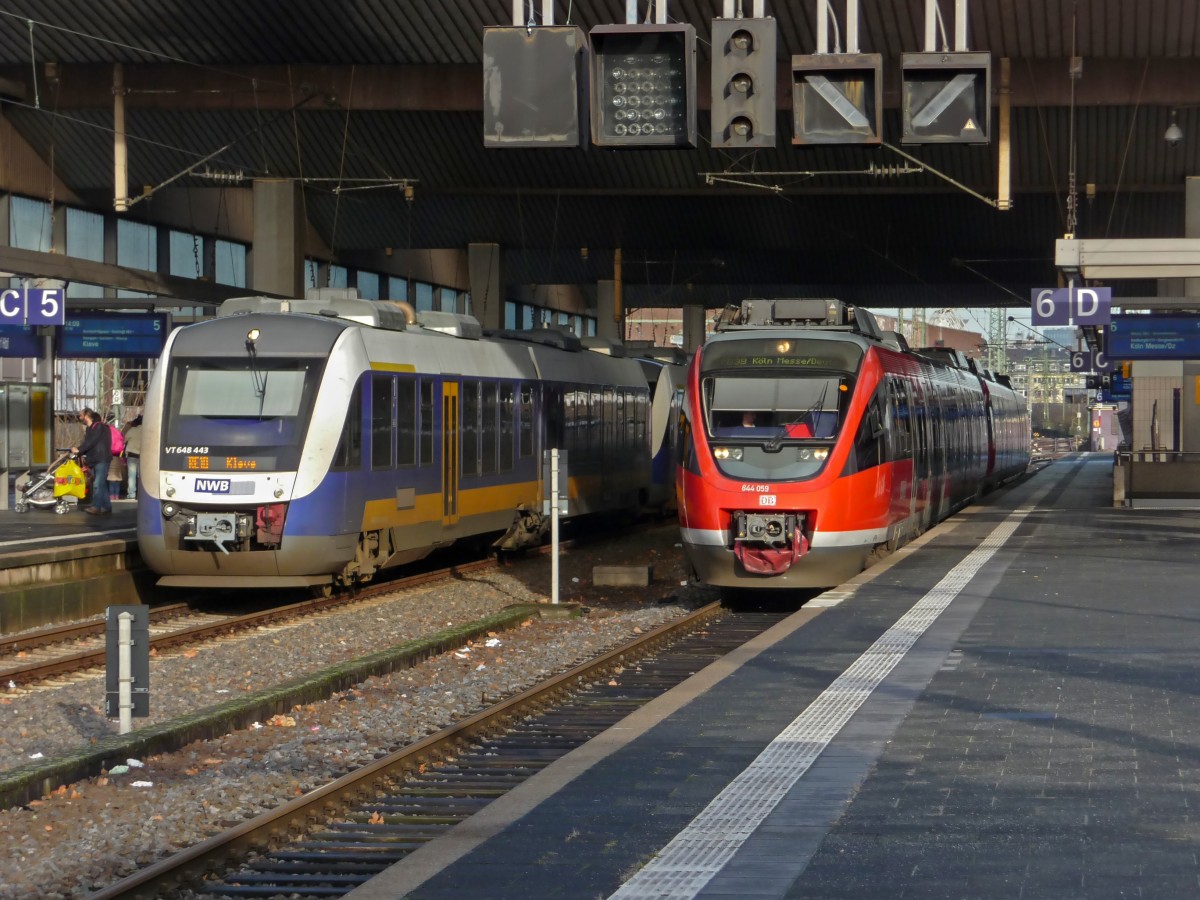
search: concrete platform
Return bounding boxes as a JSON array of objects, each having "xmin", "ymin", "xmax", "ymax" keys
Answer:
[
  {"xmin": 0, "ymin": 494, "xmax": 148, "ymax": 631},
  {"xmin": 346, "ymin": 454, "xmax": 1200, "ymax": 900}
]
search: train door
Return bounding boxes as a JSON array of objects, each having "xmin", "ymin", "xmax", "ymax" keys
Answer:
[{"xmin": 442, "ymin": 382, "xmax": 460, "ymax": 525}]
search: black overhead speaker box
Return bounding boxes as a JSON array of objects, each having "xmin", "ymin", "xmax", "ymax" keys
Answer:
[
  {"xmin": 900, "ymin": 51, "xmax": 991, "ymax": 144},
  {"xmin": 482, "ymin": 26, "xmax": 589, "ymax": 148},
  {"xmin": 792, "ymin": 52, "xmax": 883, "ymax": 145}
]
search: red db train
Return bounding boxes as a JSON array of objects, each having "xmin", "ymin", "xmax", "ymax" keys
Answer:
[{"xmin": 676, "ymin": 298, "xmax": 1029, "ymax": 592}]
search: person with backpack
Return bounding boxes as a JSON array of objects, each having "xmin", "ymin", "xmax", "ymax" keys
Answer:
[
  {"xmin": 107, "ymin": 416, "xmax": 127, "ymax": 499},
  {"xmin": 71, "ymin": 407, "xmax": 113, "ymax": 515}
]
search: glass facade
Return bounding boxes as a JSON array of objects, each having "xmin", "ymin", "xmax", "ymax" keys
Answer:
[{"xmin": 215, "ymin": 239, "xmax": 247, "ymax": 287}]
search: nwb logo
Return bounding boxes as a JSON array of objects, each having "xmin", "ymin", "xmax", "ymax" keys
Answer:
[{"xmin": 196, "ymin": 478, "xmax": 232, "ymax": 493}]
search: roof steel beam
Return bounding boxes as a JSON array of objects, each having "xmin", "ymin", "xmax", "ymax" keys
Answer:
[
  {"xmin": 0, "ymin": 245, "xmax": 280, "ymax": 305},
  {"xmin": 1, "ymin": 58, "xmax": 1199, "ymax": 112}
]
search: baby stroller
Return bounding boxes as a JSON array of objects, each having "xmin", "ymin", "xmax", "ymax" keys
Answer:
[{"xmin": 14, "ymin": 451, "xmax": 87, "ymax": 514}]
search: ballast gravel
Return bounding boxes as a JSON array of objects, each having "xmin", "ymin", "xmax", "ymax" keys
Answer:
[{"xmin": 0, "ymin": 524, "xmax": 713, "ymax": 899}]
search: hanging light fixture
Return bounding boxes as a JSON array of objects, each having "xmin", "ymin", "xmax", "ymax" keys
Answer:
[{"xmin": 1165, "ymin": 109, "xmax": 1184, "ymax": 146}]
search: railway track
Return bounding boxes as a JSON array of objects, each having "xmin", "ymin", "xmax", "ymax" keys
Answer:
[
  {"xmin": 91, "ymin": 602, "xmax": 786, "ymax": 900},
  {"xmin": 0, "ymin": 558, "xmax": 499, "ymax": 690}
]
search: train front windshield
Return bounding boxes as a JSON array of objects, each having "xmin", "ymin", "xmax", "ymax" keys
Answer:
[
  {"xmin": 160, "ymin": 357, "xmax": 326, "ymax": 472},
  {"xmin": 700, "ymin": 337, "xmax": 862, "ymax": 481}
]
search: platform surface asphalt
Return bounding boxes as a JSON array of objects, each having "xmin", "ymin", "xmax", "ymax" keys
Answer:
[
  {"xmin": 0, "ymin": 493, "xmax": 137, "ymax": 555},
  {"xmin": 345, "ymin": 453, "xmax": 1200, "ymax": 900}
]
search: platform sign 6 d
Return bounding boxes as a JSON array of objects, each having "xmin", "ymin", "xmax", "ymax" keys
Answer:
[
  {"xmin": 1030, "ymin": 286, "xmax": 1111, "ymax": 326},
  {"xmin": 0, "ymin": 288, "xmax": 65, "ymax": 326}
]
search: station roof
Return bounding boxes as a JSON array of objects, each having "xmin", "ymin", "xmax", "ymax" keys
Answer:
[{"xmin": 2, "ymin": 1, "xmax": 1199, "ymax": 308}]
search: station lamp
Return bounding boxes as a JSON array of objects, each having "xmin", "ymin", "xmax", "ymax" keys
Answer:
[
  {"xmin": 710, "ymin": 17, "xmax": 777, "ymax": 149},
  {"xmin": 791, "ymin": 53, "xmax": 882, "ymax": 145},
  {"xmin": 590, "ymin": 23, "xmax": 697, "ymax": 148},
  {"xmin": 900, "ymin": 51, "xmax": 991, "ymax": 144}
]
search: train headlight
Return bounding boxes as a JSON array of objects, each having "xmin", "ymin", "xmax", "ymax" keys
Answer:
[
  {"xmin": 162, "ymin": 502, "xmax": 178, "ymax": 518},
  {"xmin": 813, "ymin": 447, "xmax": 829, "ymax": 460},
  {"xmin": 714, "ymin": 446, "xmax": 743, "ymax": 461},
  {"xmin": 165, "ymin": 486, "xmax": 176, "ymax": 497},
  {"xmin": 273, "ymin": 487, "xmax": 284, "ymax": 499}
]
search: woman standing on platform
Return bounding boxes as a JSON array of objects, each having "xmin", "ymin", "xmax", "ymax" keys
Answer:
[
  {"xmin": 122, "ymin": 414, "xmax": 143, "ymax": 500},
  {"xmin": 72, "ymin": 407, "xmax": 113, "ymax": 515}
]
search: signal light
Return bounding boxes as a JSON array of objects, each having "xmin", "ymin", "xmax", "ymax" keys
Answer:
[
  {"xmin": 710, "ymin": 17, "xmax": 777, "ymax": 149},
  {"xmin": 791, "ymin": 53, "xmax": 882, "ymax": 145},
  {"xmin": 482, "ymin": 26, "xmax": 589, "ymax": 148},
  {"xmin": 590, "ymin": 24, "xmax": 697, "ymax": 148},
  {"xmin": 900, "ymin": 52, "xmax": 991, "ymax": 144}
]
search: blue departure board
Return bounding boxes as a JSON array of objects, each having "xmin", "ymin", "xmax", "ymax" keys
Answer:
[
  {"xmin": 0, "ymin": 325, "xmax": 42, "ymax": 358},
  {"xmin": 57, "ymin": 313, "xmax": 171, "ymax": 359},
  {"xmin": 1106, "ymin": 315, "xmax": 1200, "ymax": 360}
]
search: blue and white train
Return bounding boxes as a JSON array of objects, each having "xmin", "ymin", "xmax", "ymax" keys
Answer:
[{"xmin": 137, "ymin": 291, "xmax": 676, "ymax": 591}]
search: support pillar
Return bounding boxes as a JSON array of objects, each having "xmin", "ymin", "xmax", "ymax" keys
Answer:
[
  {"xmin": 250, "ymin": 179, "xmax": 305, "ymax": 298},
  {"xmin": 595, "ymin": 280, "xmax": 620, "ymax": 342},
  {"xmin": 468, "ymin": 243, "xmax": 504, "ymax": 331},
  {"xmin": 1186, "ymin": 176, "xmax": 1200, "ymax": 300},
  {"xmin": 682, "ymin": 305, "xmax": 706, "ymax": 354}
]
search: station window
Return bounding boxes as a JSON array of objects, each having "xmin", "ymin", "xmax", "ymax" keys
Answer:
[
  {"xmin": 9, "ymin": 196, "xmax": 51, "ymax": 251},
  {"xmin": 305, "ymin": 259, "xmax": 320, "ymax": 289},
  {"xmin": 215, "ymin": 239, "xmax": 246, "ymax": 287},
  {"xmin": 169, "ymin": 230, "xmax": 204, "ymax": 279},
  {"xmin": 326, "ymin": 264, "xmax": 348, "ymax": 289},
  {"xmin": 357, "ymin": 271, "xmax": 380, "ymax": 300},
  {"xmin": 505, "ymin": 301, "xmax": 517, "ymax": 330},
  {"xmin": 118, "ymin": 219, "xmax": 157, "ymax": 298},
  {"xmin": 66, "ymin": 208, "xmax": 104, "ymax": 298},
  {"xmin": 389, "ymin": 277, "xmax": 409, "ymax": 303},
  {"xmin": 415, "ymin": 282, "xmax": 435, "ymax": 312}
]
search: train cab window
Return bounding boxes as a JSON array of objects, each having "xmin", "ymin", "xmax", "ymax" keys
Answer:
[
  {"xmin": 462, "ymin": 380, "xmax": 480, "ymax": 477},
  {"xmin": 332, "ymin": 381, "xmax": 363, "ymax": 471},
  {"xmin": 162, "ymin": 355, "xmax": 324, "ymax": 471},
  {"xmin": 519, "ymin": 385, "xmax": 534, "ymax": 457},
  {"xmin": 371, "ymin": 374, "xmax": 394, "ymax": 470},
  {"xmin": 397, "ymin": 378, "xmax": 417, "ymax": 467},
  {"xmin": 419, "ymin": 379, "xmax": 434, "ymax": 466},
  {"xmin": 500, "ymin": 384, "xmax": 515, "ymax": 472},
  {"xmin": 481, "ymin": 382, "xmax": 498, "ymax": 475}
]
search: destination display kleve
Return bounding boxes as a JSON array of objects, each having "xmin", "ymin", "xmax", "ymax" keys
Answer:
[
  {"xmin": 57, "ymin": 313, "xmax": 170, "ymax": 359},
  {"xmin": 1107, "ymin": 315, "xmax": 1200, "ymax": 360}
]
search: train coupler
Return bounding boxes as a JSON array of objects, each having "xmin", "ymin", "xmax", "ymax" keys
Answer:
[{"xmin": 732, "ymin": 511, "xmax": 809, "ymax": 575}]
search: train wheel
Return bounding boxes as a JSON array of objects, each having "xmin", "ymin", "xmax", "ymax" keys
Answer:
[{"xmin": 310, "ymin": 583, "xmax": 335, "ymax": 599}]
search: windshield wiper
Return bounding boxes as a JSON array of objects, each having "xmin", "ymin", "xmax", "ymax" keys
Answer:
[{"xmin": 765, "ymin": 381, "xmax": 833, "ymax": 452}]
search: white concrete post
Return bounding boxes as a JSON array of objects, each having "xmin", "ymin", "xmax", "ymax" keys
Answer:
[{"xmin": 118, "ymin": 611, "xmax": 133, "ymax": 735}]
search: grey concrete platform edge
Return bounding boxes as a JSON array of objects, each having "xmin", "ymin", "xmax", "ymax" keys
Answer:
[
  {"xmin": 0, "ymin": 603, "xmax": 546, "ymax": 811},
  {"xmin": 342, "ymin": 517, "xmax": 969, "ymax": 900}
]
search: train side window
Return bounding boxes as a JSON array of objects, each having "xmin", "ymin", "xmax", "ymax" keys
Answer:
[
  {"xmin": 397, "ymin": 378, "xmax": 417, "ymax": 467},
  {"xmin": 371, "ymin": 374, "xmax": 394, "ymax": 471},
  {"xmin": 519, "ymin": 384, "xmax": 534, "ymax": 457},
  {"xmin": 332, "ymin": 380, "xmax": 363, "ymax": 471},
  {"xmin": 462, "ymin": 379, "xmax": 480, "ymax": 477},
  {"xmin": 481, "ymin": 382, "xmax": 498, "ymax": 475},
  {"xmin": 419, "ymin": 379, "xmax": 434, "ymax": 466},
  {"xmin": 500, "ymin": 383, "xmax": 515, "ymax": 472}
]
